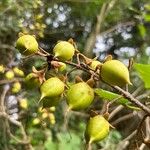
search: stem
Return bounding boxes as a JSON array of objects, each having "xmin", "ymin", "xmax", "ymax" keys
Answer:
[
  {"xmin": 113, "ymin": 86, "xmax": 150, "ymax": 115},
  {"xmin": 86, "ymin": 143, "xmax": 92, "ymax": 150}
]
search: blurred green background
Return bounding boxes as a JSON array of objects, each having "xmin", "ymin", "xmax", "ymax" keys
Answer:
[{"xmin": 0, "ymin": 0, "xmax": 150, "ymax": 150}]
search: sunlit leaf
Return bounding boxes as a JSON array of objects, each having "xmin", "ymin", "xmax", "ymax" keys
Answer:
[
  {"xmin": 134, "ymin": 63, "xmax": 150, "ymax": 88},
  {"xmin": 138, "ymin": 24, "xmax": 146, "ymax": 38},
  {"xmin": 95, "ymin": 88, "xmax": 140, "ymax": 110},
  {"xmin": 144, "ymin": 14, "xmax": 150, "ymax": 22},
  {"xmin": 95, "ymin": 88, "xmax": 128, "ymax": 104}
]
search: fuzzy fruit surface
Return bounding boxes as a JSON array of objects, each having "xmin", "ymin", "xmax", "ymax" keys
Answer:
[
  {"xmin": 16, "ymin": 35, "xmax": 38, "ymax": 55},
  {"xmin": 101, "ymin": 60, "xmax": 132, "ymax": 86},
  {"xmin": 85, "ymin": 115, "xmax": 109, "ymax": 144},
  {"xmin": 53, "ymin": 41, "xmax": 75, "ymax": 61},
  {"xmin": 40, "ymin": 77, "xmax": 65, "ymax": 100},
  {"xmin": 42, "ymin": 97, "xmax": 60, "ymax": 108},
  {"xmin": 66, "ymin": 82, "xmax": 94, "ymax": 110},
  {"xmin": 90, "ymin": 60, "xmax": 102, "ymax": 70}
]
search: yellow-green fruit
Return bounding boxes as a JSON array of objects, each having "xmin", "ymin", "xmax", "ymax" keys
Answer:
[
  {"xmin": 16, "ymin": 35, "xmax": 38, "ymax": 55},
  {"xmin": 85, "ymin": 115, "xmax": 110, "ymax": 144},
  {"xmin": 101, "ymin": 60, "xmax": 132, "ymax": 86},
  {"xmin": 49, "ymin": 113, "xmax": 56, "ymax": 125},
  {"xmin": 90, "ymin": 60, "xmax": 102, "ymax": 70},
  {"xmin": 58, "ymin": 62, "xmax": 66, "ymax": 72},
  {"xmin": 5, "ymin": 70, "xmax": 14, "ymax": 80},
  {"xmin": 53, "ymin": 41, "xmax": 75, "ymax": 61},
  {"xmin": 66, "ymin": 82, "xmax": 94, "ymax": 110},
  {"xmin": 12, "ymin": 82, "xmax": 21, "ymax": 93},
  {"xmin": 49, "ymin": 106, "xmax": 56, "ymax": 112},
  {"xmin": 13, "ymin": 67, "xmax": 24, "ymax": 77},
  {"xmin": 32, "ymin": 118, "xmax": 40, "ymax": 125},
  {"xmin": 19, "ymin": 98, "xmax": 28, "ymax": 109},
  {"xmin": 41, "ymin": 112, "xmax": 48, "ymax": 119},
  {"xmin": 40, "ymin": 77, "xmax": 65, "ymax": 100},
  {"xmin": 0, "ymin": 65, "xmax": 5, "ymax": 73},
  {"xmin": 42, "ymin": 97, "xmax": 60, "ymax": 108},
  {"xmin": 25, "ymin": 73, "xmax": 40, "ymax": 89}
]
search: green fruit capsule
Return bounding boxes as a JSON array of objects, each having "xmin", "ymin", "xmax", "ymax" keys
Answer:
[
  {"xmin": 66, "ymin": 82, "xmax": 94, "ymax": 110},
  {"xmin": 90, "ymin": 60, "xmax": 102, "ymax": 70},
  {"xmin": 16, "ymin": 35, "xmax": 38, "ymax": 55},
  {"xmin": 40, "ymin": 77, "xmax": 65, "ymax": 100},
  {"xmin": 42, "ymin": 97, "xmax": 60, "ymax": 108},
  {"xmin": 85, "ymin": 115, "xmax": 110, "ymax": 144},
  {"xmin": 101, "ymin": 60, "xmax": 132, "ymax": 86},
  {"xmin": 53, "ymin": 41, "xmax": 75, "ymax": 61}
]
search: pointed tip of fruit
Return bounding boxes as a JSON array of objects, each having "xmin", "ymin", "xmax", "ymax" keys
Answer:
[
  {"xmin": 128, "ymin": 80, "xmax": 132, "ymax": 85},
  {"xmin": 67, "ymin": 106, "xmax": 71, "ymax": 112},
  {"xmin": 39, "ymin": 94, "xmax": 45, "ymax": 103},
  {"xmin": 89, "ymin": 139, "xmax": 93, "ymax": 144}
]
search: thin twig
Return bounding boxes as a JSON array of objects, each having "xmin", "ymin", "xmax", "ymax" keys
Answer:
[
  {"xmin": 132, "ymin": 86, "xmax": 143, "ymax": 97},
  {"xmin": 109, "ymin": 105, "xmax": 124, "ymax": 120},
  {"xmin": 100, "ymin": 21, "xmax": 135, "ymax": 37},
  {"xmin": 84, "ymin": 2, "xmax": 108, "ymax": 57},
  {"xmin": 116, "ymin": 130, "xmax": 137, "ymax": 150},
  {"xmin": 0, "ymin": 85, "xmax": 9, "ymax": 111},
  {"xmin": 136, "ymin": 90, "xmax": 150, "ymax": 100},
  {"xmin": 0, "ymin": 112, "xmax": 33, "ymax": 149},
  {"xmin": 70, "ymin": 111, "xmax": 89, "ymax": 118},
  {"xmin": 111, "ymin": 113, "xmax": 136, "ymax": 126},
  {"xmin": 113, "ymin": 86, "xmax": 150, "ymax": 115},
  {"xmin": 0, "ymin": 78, "xmax": 23, "ymax": 85}
]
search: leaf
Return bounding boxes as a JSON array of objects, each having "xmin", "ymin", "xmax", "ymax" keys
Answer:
[
  {"xmin": 45, "ymin": 131, "xmax": 82, "ymax": 150},
  {"xmin": 57, "ymin": 132, "xmax": 82, "ymax": 150},
  {"xmin": 138, "ymin": 24, "xmax": 146, "ymax": 38},
  {"xmin": 134, "ymin": 63, "xmax": 150, "ymax": 89},
  {"xmin": 94, "ymin": 88, "xmax": 140, "ymax": 110},
  {"xmin": 144, "ymin": 14, "xmax": 150, "ymax": 22},
  {"xmin": 95, "ymin": 88, "xmax": 128, "ymax": 104},
  {"xmin": 44, "ymin": 137, "xmax": 57, "ymax": 150}
]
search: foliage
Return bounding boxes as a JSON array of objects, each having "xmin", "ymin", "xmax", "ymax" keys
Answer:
[{"xmin": 134, "ymin": 63, "xmax": 150, "ymax": 89}]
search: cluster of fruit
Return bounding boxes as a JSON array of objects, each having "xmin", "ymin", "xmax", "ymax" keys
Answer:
[
  {"xmin": 0, "ymin": 65, "xmax": 24, "ymax": 93},
  {"xmin": 32, "ymin": 107, "xmax": 56, "ymax": 126},
  {"xmin": 16, "ymin": 34, "xmax": 132, "ymax": 146}
]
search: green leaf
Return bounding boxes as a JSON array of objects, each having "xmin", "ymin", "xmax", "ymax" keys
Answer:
[
  {"xmin": 95, "ymin": 88, "xmax": 128, "ymax": 104},
  {"xmin": 134, "ymin": 63, "xmax": 150, "ymax": 89},
  {"xmin": 138, "ymin": 24, "xmax": 146, "ymax": 38},
  {"xmin": 44, "ymin": 131, "xmax": 82, "ymax": 150},
  {"xmin": 57, "ymin": 132, "xmax": 82, "ymax": 150},
  {"xmin": 94, "ymin": 88, "xmax": 140, "ymax": 110},
  {"xmin": 44, "ymin": 137, "xmax": 57, "ymax": 150},
  {"xmin": 144, "ymin": 14, "xmax": 150, "ymax": 22},
  {"xmin": 145, "ymin": 4, "xmax": 150, "ymax": 11}
]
